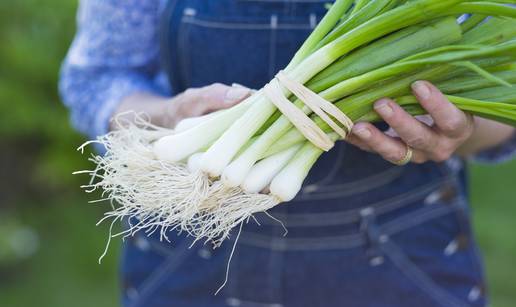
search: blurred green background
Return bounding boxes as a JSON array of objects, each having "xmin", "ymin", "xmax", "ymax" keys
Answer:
[{"xmin": 0, "ymin": 1, "xmax": 514, "ymax": 307}]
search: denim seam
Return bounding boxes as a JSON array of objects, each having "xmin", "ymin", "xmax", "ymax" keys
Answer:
[
  {"xmin": 227, "ymin": 235, "xmax": 285, "ymax": 305},
  {"xmin": 127, "ymin": 238, "xmax": 194, "ymax": 307},
  {"xmin": 380, "ymin": 240, "xmax": 470, "ymax": 307},
  {"xmin": 183, "ymin": 15, "xmax": 313, "ymax": 30},
  {"xmin": 178, "ymin": 14, "xmax": 192, "ymax": 87},
  {"xmin": 262, "ymin": 177, "xmax": 451, "ymax": 226},
  {"xmin": 304, "ymin": 166, "xmax": 404, "ymax": 194},
  {"xmin": 268, "ymin": 15, "xmax": 278, "ymax": 79},
  {"xmin": 144, "ymin": 236, "xmax": 182, "ymax": 257},
  {"xmin": 307, "ymin": 165, "xmax": 401, "ymax": 192},
  {"xmin": 455, "ymin": 205, "xmax": 488, "ymax": 302},
  {"xmin": 300, "ymin": 144, "xmax": 346, "ymax": 193},
  {"xmin": 235, "ymin": 200, "xmax": 459, "ymax": 251},
  {"xmin": 227, "ymin": 298, "xmax": 284, "ymax": 307},
  {"xmin": 381, "ymin": 200, "xmax": 461, "ymax": 234},
  {"xmin": 294, "ymin": 166, "xmax": 404, "ymax": 201},
  {"xmin": 236, "ymin": 231, "xmax": 365, "ymax": 251}
]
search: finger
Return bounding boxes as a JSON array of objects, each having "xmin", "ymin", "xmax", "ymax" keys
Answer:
[
  {"xmin": 373, "ymin": 98, "xmax": 440, "ymax": 153},
  {"xmin": 385, "ymin": 115, "xmax": 434, "ymax": 138},
  {"xmin": 411, "ymin": 81, "xmax": 471, "ymax": 138},
  {"xmin": 346, "ymin": 134, "xmax": 373, "ymax": 152},
  {"xmin": 200, "ymin": 83, "xmax": 251, "ymax": 113},
  {"xmin": 352, "ymin": 122, "xmax": 427, "ymax": 164}
]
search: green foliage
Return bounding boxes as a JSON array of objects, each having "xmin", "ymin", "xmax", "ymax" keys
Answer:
[
  {"xmin": 0, "ymin": 0, "xmax": 90, "ymax": 188},
  {"xmin": 470, "ymin": 162, "xmax": 516, "ymax": 307},
  {"xmin": 0, "ymin": 1, "xmax": 120, "ymax": 306}
]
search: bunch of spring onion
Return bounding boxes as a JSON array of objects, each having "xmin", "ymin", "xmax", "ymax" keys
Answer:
[{"xmin": 80, "ymin": 0, "xmax": 516, "ymax": 246}]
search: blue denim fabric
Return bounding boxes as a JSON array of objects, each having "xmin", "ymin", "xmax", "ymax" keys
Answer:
[{"xmin": 119, "ymin": 1, "xmax": 489, "ymax": 307}]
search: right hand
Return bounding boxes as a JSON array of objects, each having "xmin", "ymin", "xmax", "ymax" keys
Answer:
[{"xmin": 111, "ymin": 83, "xmax": 251, "ymax": 130}]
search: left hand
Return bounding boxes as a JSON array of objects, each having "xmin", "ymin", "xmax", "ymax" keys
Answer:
[{"xmin": 348, "ymin": 81, "xmax": 475, "ymax": 164}]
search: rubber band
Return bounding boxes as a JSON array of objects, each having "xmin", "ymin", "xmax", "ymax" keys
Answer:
[
  {"xmin": 264, "ymin": 79, "xmax": 335, "ymax": 151},
  {"xmin": 263, "ymin": 70, "xmax": 354, "ymax": 151}
]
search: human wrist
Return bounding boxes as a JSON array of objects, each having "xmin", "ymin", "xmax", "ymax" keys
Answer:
[{"xmin": 456, "ymin": 117, "xmax": 516, "ymax": 157}]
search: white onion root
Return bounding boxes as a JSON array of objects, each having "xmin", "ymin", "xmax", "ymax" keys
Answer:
[{"xmin": 77, "ymin": 116, "xmax": 281, "ymax": 245}]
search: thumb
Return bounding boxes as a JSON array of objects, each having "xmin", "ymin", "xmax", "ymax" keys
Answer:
[{"xmin": 223, "ymin": 85, "xmax": 252, "ymax": 106}]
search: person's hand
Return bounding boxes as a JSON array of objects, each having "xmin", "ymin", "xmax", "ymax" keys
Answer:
[
  {"xmin": 169, "ymin": 83, "xmax": 251, "ymax": 124},
  {"xmin": 111, "ymin": 83, "xmax": 251, "ymax": 130},
  {"xmin": 348, "ymin": 81, "xmax": 475, "ymax": 164}
]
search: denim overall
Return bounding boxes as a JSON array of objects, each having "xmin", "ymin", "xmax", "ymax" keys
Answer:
[{"xmin": 120, "ymin": 1, "xmax": 487, "ymax": 306}]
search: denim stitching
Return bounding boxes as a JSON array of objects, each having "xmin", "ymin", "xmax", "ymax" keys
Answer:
[
  {"xmin": 382, "ymin": 202, "xmax": 460, "ymax": 234},
  {"xmin": 295, "ymin": 165, "xmax": 404, "ymax": 201},
  {"xmin": 268, "ymin": 15, "xmax": 278, "ymax": 79},
  {"xmin": 178, "ymin": 12, "xmax": 192, "ymax": 87},
  {"xmin": 300, "ymin": 144, "xmax": 346, "ymax": 194},
  {"xmin": 127, "ymin": 238, "xmax": 194, "ymax": 307},
  {"xmin": 142, "ymin": 236, "xmax": 178, "ymax": 257},
  {"xmin": 452, "ymin": 206, "xmax": 488, "ymax": 302},
  {"xmin": 235, "ymin": 198, "xmax": 460, "ymax": 251},
  {"xmin": 309, "ymin": 165, "xmax": 401, "ymax": 192},
  {"xmin": 182, "ymin": 15, "xmax": 313, "ymax": 30},
  {"xmin": 380, "ymin": 240, "xmax": 470, "ymax": 307},
  {"xmin": 236, "ymin": 231, "xmax": 365, "ymax": 251},
  {"xmin": 263, "ymin": 177, "xmax": 451, "ymax": 226},
  {"xmin": 227, "ymin": 231, "xmax": 285, "ymax": 304},
  {"xmin": 226, "ymin": 298, "xmax": 284, "ymax": 307}
]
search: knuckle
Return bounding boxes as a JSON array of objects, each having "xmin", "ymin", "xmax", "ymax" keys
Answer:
[
  {"xmin": 367, "ymin": 131, "xmax": 383, "ymax": 148},
  {"xmin": 208, "ymin": 83, "xmax": 224, "ymax": 91},
  {"xmin": 183, "ymin": 88, "xmax": 197, "ymax": 99},
  {"xmin": 406, "ymin": 135, "xmax": 427, "ymax": 149},
  {"xmin": 385, "ymin": 148, "xmax": 405, "ymax": 162},
  {"xmin": 431, "ymin": 150, "xmax": 451, "ymax": 162},
  {"xmin": 441, "ymin": 117, "xmax": 464, "ymax": 133},
  {"xmin": 412, "ymin": 156, "xmax": 427, "ymax": 164}
]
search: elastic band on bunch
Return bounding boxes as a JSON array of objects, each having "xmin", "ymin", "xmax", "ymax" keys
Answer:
[{"xmin": 263, "ymin": 70, "xmax": 354, "ymax": 151}]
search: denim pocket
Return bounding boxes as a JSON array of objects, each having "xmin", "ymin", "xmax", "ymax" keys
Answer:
[
  {"xmin": 175, "ymin": 6, "xmax": 314, "ymax": 90},
  {"xmin": 377, "ymin": 199, "xmax": 487, "ymax": 307}
]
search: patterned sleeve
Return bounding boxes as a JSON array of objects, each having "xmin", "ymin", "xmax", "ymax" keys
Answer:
[
  {"xmin": 472, "ymin": 130, "xmax": 516, "ymax": 164},
  {"xmin": 59, "ymin": 0, "xmax": 168, "ymax": 139}
]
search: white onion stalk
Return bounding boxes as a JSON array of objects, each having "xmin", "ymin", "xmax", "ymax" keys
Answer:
[
  {"xmin": 187, "ymin": 139, "xmax": 326, "ymax": 243},
  {"xmin": 241, "ymin": 144, "xmax": 302, "ymax": 193},
  {"xmin": 174, "ymin": 83, "xmax": 254, "ymax": 133},
  {"xmin": 174, "ymin": 111, "xmax": 223, "ymax": 133},
  {"xmin": 153, "ymin": 95, "xmax": 255, "ymax": 163},
  {"xmin": 187, "ymin": 152, "xmax": 205, "ymax": 173},
  {"xmin": 270, "ymin": 134, "xmax": 338, "ymax": 202},
  {"xmin": 199, "ymin": 55, "xmax": 334, "ymax": 177},
  {"xmin": 221, "ymin": 116, "xmax": 294, "ymax": 187}
]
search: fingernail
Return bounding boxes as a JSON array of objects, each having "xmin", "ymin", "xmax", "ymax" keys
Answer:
[
  {"xmin": 374, "ymin": 99, "xmax": 394, "ymax": 118},
  {"xmin": 353, "ymin": 127, "xmax": 371, "ymax": 139},
  {"xmin": 412, "ymin": 81, "xmax": 431, "ymax": 100},
  {"xmin": 225, "ymin": 87, "xmax": 249, "ymax": 104}
]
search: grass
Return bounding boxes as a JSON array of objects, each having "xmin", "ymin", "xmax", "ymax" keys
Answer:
[
  {"xmin": 0, "ymin": 195, "xmax": 121, "ymax": 307},
  {"xmin": 470, "ymin": 160, "xmax": 516, "ymax": 307}
]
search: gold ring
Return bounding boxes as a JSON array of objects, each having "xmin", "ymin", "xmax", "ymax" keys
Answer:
[{"xmin": 392, "ymin": 144, "xmax": 413, "ymax": 166}]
